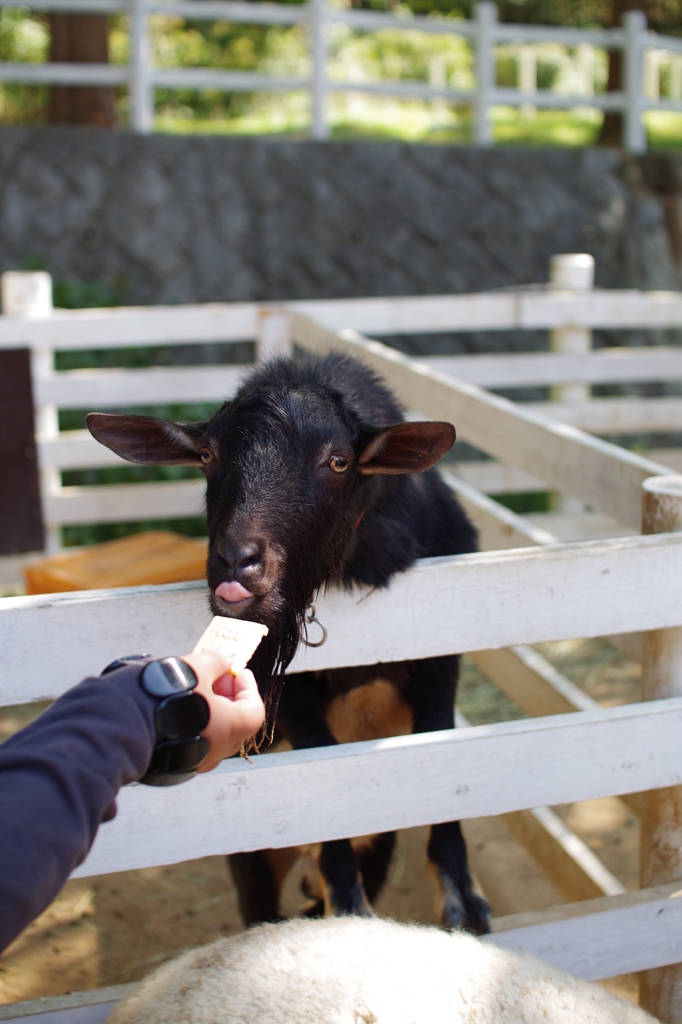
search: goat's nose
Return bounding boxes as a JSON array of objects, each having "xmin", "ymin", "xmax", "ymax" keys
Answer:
[{"xmin": 218, "ymin": 538, "xmax": 264, "ymax": 577}]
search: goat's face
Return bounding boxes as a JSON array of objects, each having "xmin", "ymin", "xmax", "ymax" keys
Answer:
[
  {"xmin": 203, "ymin": 384, "xmax": 369, "ymax": 627},
  {"xmin": 86, "ymin": 363, "xmax": 455, "ymax": 728}
]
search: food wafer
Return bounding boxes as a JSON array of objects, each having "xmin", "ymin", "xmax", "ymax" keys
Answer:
[{"xmin": 193, "ymin": 616, "xmax": 268, "ymax": 673}]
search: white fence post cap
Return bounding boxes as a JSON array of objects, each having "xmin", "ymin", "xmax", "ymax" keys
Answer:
[
  {"xmin": 643, "ymin": 475, "xmax": 682, "ymax": 498},
  {"xmin": 642, "ymin": 475, "xmax": 682, "ymax": 536},
  {"xmin": 1, "ymin": 271, "xmax": 53, "ymax": 316},
  {"xmin": 549, "ymin": 254, "xmax": 595, "ymax": 291}
]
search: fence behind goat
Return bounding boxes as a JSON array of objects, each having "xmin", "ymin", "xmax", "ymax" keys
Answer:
[{"xmin": 0, "ymin": 0, "xmax": 680, "ymax": 148}]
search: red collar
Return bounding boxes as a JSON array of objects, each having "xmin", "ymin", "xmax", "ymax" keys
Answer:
[{"xmin": 353, "ymin": 509, "xmax": 365, "ymax": 531}]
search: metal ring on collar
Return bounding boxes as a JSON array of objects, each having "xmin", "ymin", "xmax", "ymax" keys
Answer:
[{"xmin": 302, "ymin": 604, "xmax": 328, "ymax": 648}]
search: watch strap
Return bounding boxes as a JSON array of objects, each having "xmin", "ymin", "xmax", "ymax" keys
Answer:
[{"xmin": 101, "ymin": 654, "xmax": 210, "ymax": 786}]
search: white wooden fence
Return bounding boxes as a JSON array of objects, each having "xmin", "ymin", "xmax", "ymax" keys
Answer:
[
  {"xmin": 4, "ymin": 261, "xmax": 682, "ymax": 1021},
  {"xmin": 4, "ymin": 255, "xmax": 682, "ymax": 559},
  {"xmin": 0, "ymin": 0, "xmax": 680, "ymax": 148}
]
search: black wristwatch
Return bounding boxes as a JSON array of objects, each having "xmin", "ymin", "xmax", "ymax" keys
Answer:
[{"xmin": 101, "ymin": 655, "xmax": 210, "ymax": 786}]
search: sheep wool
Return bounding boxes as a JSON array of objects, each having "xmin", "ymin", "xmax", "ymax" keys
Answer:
[{"xmin": 108, "ymin": 915, "xmax": 658, "ymax": 1024}]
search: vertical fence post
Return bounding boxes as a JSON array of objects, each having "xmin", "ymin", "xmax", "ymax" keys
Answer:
[
  {"xmin": 474, "ymin": 2, "xmax": 496, "ymax": 147},
  {"xmin": 640, "ymin": 474, "xmax": 682, "ymax": 1024},
  {"xmin": 623, "ymin": 8, "xmax": 646, "ymax": 154},
  {"xmin": 310, "ymin": 0, "xmax": 328, "ymax": 140},
  {"xmin": 1, "ymin": 272, "xmax": 60, "ymax": 554},
  {"xmin": 548, "ymin": 253, "xmax": 594, "ymax": 406},
  {"xmin": 519, "ymin": 46, "xmax": 536, "ymax": 119},
  {"xmin": 429, "ymin": 54, "xmax": 447, "ymax": 119},
  {"xmin": 644, "ymin": 47, "xmax": 661, "ymax": 101},
  {"xmin": 671, "ymin": 53, "xmax": 682, "ymax": 102},
  {"xmin": 577, "ymin": 42, "xmax": 594, "ymax": 99},
  {"xmin": 131, "ymin": 0, "xmax": 153, "ymax": 133},
  {"xmin": 548, "ymin": 253, "xmax": 594, "ymax": 515},
  {"xmin": 256, "ymin": 309, "xmax": 293, "ymax": 362}
]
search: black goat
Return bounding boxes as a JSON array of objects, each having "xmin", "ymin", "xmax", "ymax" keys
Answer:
[{"xmin": 86, "ymin": 352, "xmax": 490, "ymax": 935}]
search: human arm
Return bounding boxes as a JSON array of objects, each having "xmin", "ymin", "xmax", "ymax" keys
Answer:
[{"xmin": 0, "ymin": 653, "xmax": 264, "ymax": 953}]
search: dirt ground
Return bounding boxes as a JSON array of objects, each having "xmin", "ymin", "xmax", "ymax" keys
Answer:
[{"xmin": 0, "ymin": 638, "xmax": 642, "ymax": 1007}]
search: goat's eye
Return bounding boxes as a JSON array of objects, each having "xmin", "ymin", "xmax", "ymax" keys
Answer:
[
  {"xmin": 329, "ymin": 456, "xmax": 349, "ymax": 474},
  {"xmin": 199, "ymin": 447, "xmax": 213, "ymax": 465}
]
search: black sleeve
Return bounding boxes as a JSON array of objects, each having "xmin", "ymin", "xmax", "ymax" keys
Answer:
[{"xmin": 0, "ymin": 664, "xmax": 157, "ymax": 954}]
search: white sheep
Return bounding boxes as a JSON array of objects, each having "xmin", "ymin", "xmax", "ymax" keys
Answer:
[{"xmin": 109, "ymin": 915, "xmax": 657, "ymax": 1024}]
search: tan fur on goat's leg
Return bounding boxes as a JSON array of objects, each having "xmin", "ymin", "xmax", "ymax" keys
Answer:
[{"xmin": 325, "ymin": 679, "xmax": 413, "ymax": 744}]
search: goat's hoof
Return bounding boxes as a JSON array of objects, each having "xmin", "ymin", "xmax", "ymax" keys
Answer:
[
  {"xmin": 441, "ymin": 892, "xmax": 491, "ymax": 936},
  {"xmin": 324, "ymin": 880, "xmax": 373, "ymax": 918},
  {"xmin": 464, "ymin": 892, "xmax": 492, "ymax": 935}
]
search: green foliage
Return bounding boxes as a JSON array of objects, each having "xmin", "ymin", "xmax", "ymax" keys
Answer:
[
  {"xmin": 355, "ymin": 0, "xmax": 610, "ymax": 25},
  {"xmin": 496, "ymin": 50, "xmax": 558, "ymax": 90},
  {"xmin": 0, "ymin": 6, "xmax": 48, "ymax": 123},
  {"xmin": 0, "ymin": 6, "xmax": 48, "ymax": 61},
  {"xmin": 329, "ymin": 16, "xmax": 473, "ymax": 89},
  {"xmin": 639, "ymin": 0, "xmax": 682, "ymax": 35},
  {"xmin": 18, "ymin": 254, "xmax": 127, "ymax": 311},
  {"xmin": 444, "ymin": 0, "xmax": 610, "ymax": 26},
  {"xmin": 492, "ymin": 490, "xmax": 551, "ymax": 514},
  {"xmin": 646, "ymin": 111, "xmax": 682, "ymax": 149},
  {"xmin": 493, "ymin": 106, "xmax": 602, "ymax": 145},
  {"xmin": 58, "ymin": 399, "xmax": 218, "ymax": 430},
  {"xmin": 61, "ymin": 464, "xmax": 203, "ymax": 487},
  {"xmin": 53, "ymin": 276, "xmax": 127, "ymax": 309},
  {"xmin": 147, "ymin": 13, "xmax": 309, "ymax": 121}
]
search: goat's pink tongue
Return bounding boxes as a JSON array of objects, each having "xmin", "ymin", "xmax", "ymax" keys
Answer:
[{"xmin": 216, "ymin": 581, "xmax": 253, "ymax": 603}]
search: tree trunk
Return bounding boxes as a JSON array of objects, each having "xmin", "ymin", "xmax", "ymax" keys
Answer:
[
  {"xmin": 49, "ymin": 14, "xmax": 116, "ymax": 126},
  {"xmin": 599, "ymin": 0, "xmax": 647, "ymax": 145}
]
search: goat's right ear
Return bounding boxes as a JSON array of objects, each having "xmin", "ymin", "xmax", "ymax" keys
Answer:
[{"xmin": 86, "ymin": 413, "xmax": 208, "ymax": 466}]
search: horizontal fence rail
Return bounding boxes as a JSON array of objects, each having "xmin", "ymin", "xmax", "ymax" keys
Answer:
[
  {"xmin": 29, "ymin": 348, "xmax": 682, "ymax": 428},
  {"xmin": 4, "ymin": 532, "xmax": 682, "ymax": 704},
  {"xmin": 5, "ymin": 289, "xmax": 682, "ymax": 353},
  {"xmin": 488, "ymin": 883, "xmax": 682, "ymax": 981},
  {"xmin": 425, "ymin": 347, "xmax": 682, "ymax": 389},
  {"xmin": 0, "ymin": 0, "xmax": 679, "ymax": 147},
  {"xmin": 69, "ymin": 697, "xmax": 682, "ymax": 878},
  {"xmin": 34, "ymin": 364, "xmax": 249, "ymax": 408}
]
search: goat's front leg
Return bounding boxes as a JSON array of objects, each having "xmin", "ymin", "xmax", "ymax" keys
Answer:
[
  {"xmin": 406, "ymin": 655, "xmax": 491, "ymax": 936},
  {"xmin": 277, "ymin": 672, "xmax": 372, "ymax": 918}
]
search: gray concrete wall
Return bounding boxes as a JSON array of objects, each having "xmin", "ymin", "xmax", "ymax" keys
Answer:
[{"xmin": 0, "ymin": 128, "xmax": 680, "ymax": 319}]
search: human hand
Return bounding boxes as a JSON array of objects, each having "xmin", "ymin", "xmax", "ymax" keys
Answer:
[{"xmin": 180, "ymin": 650, "xmax": 265, "ymax": 771}]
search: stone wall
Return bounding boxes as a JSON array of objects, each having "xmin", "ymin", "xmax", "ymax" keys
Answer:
[{"xmin": 0, "ymin": 128, "xmax": 680, "ymax": 321}]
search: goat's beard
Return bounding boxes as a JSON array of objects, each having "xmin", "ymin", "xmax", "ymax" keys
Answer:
[
  {"xmin": 242, "ymin": 528, "xmax": 350, "ymax": 755},
  {"xmin": 245, "ymin": 606, "xmax": 302, "ymax": 755}
]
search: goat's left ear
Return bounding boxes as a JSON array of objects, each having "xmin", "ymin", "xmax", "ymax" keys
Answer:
[{"xmin": 358, "ymin": 421, "xmax": 456, "ymax": 475}]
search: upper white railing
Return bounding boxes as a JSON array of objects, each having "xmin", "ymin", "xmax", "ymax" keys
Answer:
[{"xmin": 0, "ymin": 0, "xmax": 680, "ymax": 148}]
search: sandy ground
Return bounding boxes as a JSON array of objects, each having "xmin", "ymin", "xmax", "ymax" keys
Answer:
[{"xmin": 0, "ymin": 639, "xmax": 642, "ymax": 1007}]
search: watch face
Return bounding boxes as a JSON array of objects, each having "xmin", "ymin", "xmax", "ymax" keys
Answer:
[{"xmin": 141, "ymin": 657, "xmax": 198, "ymax": 697}]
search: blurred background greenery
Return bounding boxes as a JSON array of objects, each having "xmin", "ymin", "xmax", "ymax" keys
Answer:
[{"xmin": 0, "ymin": 0, "xmax": 681, "ymax": 145}]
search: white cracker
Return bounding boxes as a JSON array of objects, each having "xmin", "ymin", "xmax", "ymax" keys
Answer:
[{"xmin": 193, "ymin": 617, "xmax": 268, "ymax": 672}]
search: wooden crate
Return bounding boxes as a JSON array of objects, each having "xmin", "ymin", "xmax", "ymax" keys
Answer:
[{"xmin": 23, "ymin": 531, "xmax": 207, "ymax": 595}]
